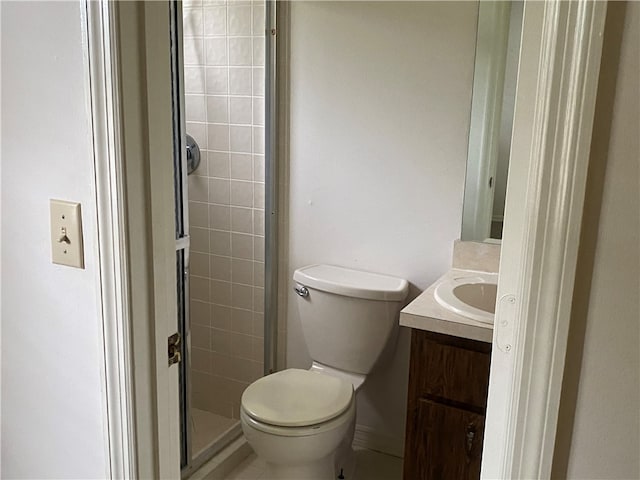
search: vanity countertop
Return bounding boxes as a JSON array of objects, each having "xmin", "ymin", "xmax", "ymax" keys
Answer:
[{"xmin": 399, "ymin": 269, "xmax": 494, "ymax": 343}]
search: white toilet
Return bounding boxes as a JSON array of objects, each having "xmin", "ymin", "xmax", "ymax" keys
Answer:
[{"xmin": 240, "ymin": 264, "xmax": 409, "ymax": 479}]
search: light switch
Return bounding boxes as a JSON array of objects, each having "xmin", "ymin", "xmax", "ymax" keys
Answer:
[{"xmin": 50, "ymin": 200, "xmax": 84, "ymax": 269}]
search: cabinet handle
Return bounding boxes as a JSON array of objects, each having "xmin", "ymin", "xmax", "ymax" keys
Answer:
[{"xmin": 465, "ymin": 424, "xmax": 476, "ymax": 458}]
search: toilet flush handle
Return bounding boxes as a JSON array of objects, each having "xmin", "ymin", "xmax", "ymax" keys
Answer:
[{"xmin": 294, "ymin": 285, "xmax": 309, "ymax": 298}]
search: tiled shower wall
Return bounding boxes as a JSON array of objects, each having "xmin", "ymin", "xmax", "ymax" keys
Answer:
[{"xmin": 183, "ymin": 0, "xmax": 265, "ymax": 419}]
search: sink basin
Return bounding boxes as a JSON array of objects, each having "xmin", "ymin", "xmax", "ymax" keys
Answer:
[{"xmin": 434, "ymin": 272, "xmax": 498, "ymax": 324}]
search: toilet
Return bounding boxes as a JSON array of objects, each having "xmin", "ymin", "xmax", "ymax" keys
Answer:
[{"xmin": 240, "ymin": 264, "xmax": 409, "ymax": 479}]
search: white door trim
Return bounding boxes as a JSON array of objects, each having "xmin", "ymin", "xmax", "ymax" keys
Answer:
[
  {"xmin": 483, "ymin": 1, "xmax": 607, "ymax": 478},
  {"xmin": 87, "ymin": 1, "xmax": 181, "ymax": 478},
  {"xmin": 86, "ymin": 1, "xmax": 136, "ymax": 478}
]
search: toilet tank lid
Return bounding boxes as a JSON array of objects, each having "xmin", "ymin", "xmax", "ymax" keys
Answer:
[{"xmin": 293, "ymin": 264, "xmax": 409, "ymax": 302}]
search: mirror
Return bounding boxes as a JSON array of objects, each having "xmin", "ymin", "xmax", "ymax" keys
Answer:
[{"xmin": 461, "ymin": 1, "xmax": 524, "ymax": 242}]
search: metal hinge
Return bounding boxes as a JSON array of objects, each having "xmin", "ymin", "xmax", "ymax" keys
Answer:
[{"xmin": 168, "ymin": 332, "xmax": 182, "ymax": 366}]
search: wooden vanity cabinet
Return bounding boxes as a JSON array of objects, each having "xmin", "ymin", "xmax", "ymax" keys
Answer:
[{"xmin": 403, "ymin": 329, "xmax": 492, "ymax": 480}]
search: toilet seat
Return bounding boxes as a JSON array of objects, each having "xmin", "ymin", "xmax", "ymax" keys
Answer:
[
  {"xmin": 241, "ymin": 399, "xmax": 355, "ymax": 438},
  {"xmin": 241, "ymin": 368, "xmax": 354, "ymax": 428}
]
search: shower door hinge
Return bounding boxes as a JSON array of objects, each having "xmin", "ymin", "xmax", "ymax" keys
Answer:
[{"xmin": 168, "ymin": 332, "xmax": 182, "ymax": 366}]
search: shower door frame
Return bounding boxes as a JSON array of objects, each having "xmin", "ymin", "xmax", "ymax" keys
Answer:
[
  {"xmin": 173, "ymin": 0, "xmax": 283, "ymax": 475},
  {"xmin": 88, "ymin": 0, "xmax": 607, "ymax": 478}
]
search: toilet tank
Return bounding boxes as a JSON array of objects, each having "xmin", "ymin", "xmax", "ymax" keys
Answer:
[{"xmin": 293, "ymin": 265, "xmax": 409, "ymax": 375}]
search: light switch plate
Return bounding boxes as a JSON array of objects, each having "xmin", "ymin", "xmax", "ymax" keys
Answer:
[{"xmin": 50, "ymin": 200, "xmax": 84, "ymax": 269}]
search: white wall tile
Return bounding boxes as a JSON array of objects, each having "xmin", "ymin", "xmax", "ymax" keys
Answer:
[
  {"xmin": 184, "ymin": 36, "xmax": 204, "ymax": 65},
  {"xmin": 185, "ymin": 66, "xmax": 205, "ymax": 93},
  {"xmin": 208, "ymin": 151, "xmax": 230, "ymax": 178},
  {"xmin": 210, "ymin": 280, "xmax": 232, "ymax": 306},
  {"xmin": 188, "ymin": 175, "xmax": 209, "ymax": 202},
  {"xmin": 190, "ymin": 227, "xmax": 210, "ymax": 252},
  {"xmin": 205, "ymin": 37, "xmax": 228, "ymax": 65},
  {"xmin": 210, "ymin": 204, "xmax": 231, "ymax": 230},
  {"xmin": 230, "ymin": 180, "xmax": 253, "ymax": 207},
  {"xmin": 204, "ymin": 6, "xmax": 227, "ymax": 35},
  {"xmin": 230, "ymin": 153, "xmax": 252, "ymax": 180},
  {"xmin": 207, "ymin": 124, "xmax": 230, "ymax": 151},
  {"xmin": 205, "ymin": 67, "xmax": 229, "ymax": 94},
  {"xmin": 252, "ymin": 5, "xmax": 265, "ymax": 36},
  {"xmin": 191, "ymin": 276, "xmax": 211, "ymax": 302},
  {"xmin": 207, "ymin": 95, "xmax": 229, "ymax": 123},
  {"xmin": 186, "ymin": 122, "xmax": 208, "ymax": 149},
  {"xmin": 211, "ymin": 329, "xmax": 232, "ymax": 355},
  {"xmin": 183, "ymin": 8, "xmax": 204, "ymax": 37},
  {"xmin": 253, "ymin": 261, "xmax": 264, "ymax": 287},
  {"xmin": 229, "ymin": 96, "xmax": 252, "ymax": 124},
  {"xmin": 252, "ymin": 126, "xmax": 264, "ymax": 154},
  {"xmin": 252, "ymin": 37, "xmax": 265, "ymax": 66},
  {"xmin": 253, "ymin": 209, "xmax": 264, "ymax": 235},
  {"xmin": 231, "ymin": 308, "xmax": 253, "ymax": 335},
  {"xmin": 231, "ymin": 206, "xmax": 253, "ymax": 233},
  {"xmin": 252, "ymin": 67, "xmax": 264, "ymax": 96},
  {"xmin": 191, "ymin": 325, "xmax": 211, "ymax": 349},
  {"xmin": 253, "ymin": 154, "xmax": 264, "ymax": 182},
  {"xmin": 185, "ymin": 95, "xmax": 206, "ymax": 122},
  {"xmin": 252, "ymin": 97, "xmax": 264, "ymax": 126},
  {"xmin": 253, "ymin": 183, "xmax": 264, "ymax": 208},
  {"xmin": 210, "ymin": 255, "xmax": 232, "ymax": 281},
  {"xmin": 253, "ymin": 236, "xmax": 264, "ymax": 261},
  {"xmin": 230, "ymin": 125, "xmax": 252, "ymax": 153},
  {"xmin": 231, "ymin": 233, "xmax": 253, "ymax": 259},
  {"xmin": 228, "ymin": 5, "xmax": 252, "ymax": 35},
  {"xmin": 210, "ymin": 230, "xmax": 231, "ymax": 256},
  {"xmin": 191, "ymin": 347, "xmax": 212, "ymax": 374},
  {"xmin": 209, "ymin": 178, "xmax": 230, "ymax": 204},
  {"xmin": 191, "ymin": 300, "xmax": 211, "ymax": 327},
  {"xmin": 231, "ymin": 258, "xmax": 253, "ymax": 285},
  {"xmin": 229, "ymin": 67, "xmax": 252, "ymax": 95},
  {"xmin": 228, "ymin": 37, "xmax": 252, "ymax": 66},
  {"xmin": 190, "ymin": 201, "xmax": 209, "ymax": 228},
  {"xmin": 191, "ymin": 252, "xmax": 211, "ymax": 277},
  {"xmin": 253, "ymin": 287, "xmax": 264, "ymax": 313},
  {"xmin": 211, "ymin": 305, "xmax": 232, "ymax": 330}
]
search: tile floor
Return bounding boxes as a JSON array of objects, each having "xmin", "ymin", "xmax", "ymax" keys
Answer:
[
  {"xmin": 192, "ymin": 408, "xmax": 238, "ymax": 457},
  {"xmin": 224, "ymin": 447, "xmax": 403, "ymax": 480}
]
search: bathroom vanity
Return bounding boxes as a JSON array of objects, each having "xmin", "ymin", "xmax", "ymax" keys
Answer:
[
  {"xmin": 399, "ymin": 242, "xmax": 498, "ymax": 480},
  {"xmin": 402, "ymin": 329, "xmax": 491, "ymax": 479}
]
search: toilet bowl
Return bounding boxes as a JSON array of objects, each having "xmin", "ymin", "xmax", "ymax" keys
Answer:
[
  {"xmin": 241, "ymin": 369, "xmax": 357, "ymax": 479},
  {"xmin": 240, "ymin": 265, "xmax": 409, "ymax": 479}
]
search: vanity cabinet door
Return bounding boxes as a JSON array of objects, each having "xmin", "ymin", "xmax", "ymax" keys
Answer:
[
  {"xmin": 407, "ymin": 399, "xmax": 485, "ymax": 480},
  {"xmin": 403, "ymin": 330, "xmax": 491, "ymax": 480},
  {"xmin": 409, "ymin": 330, "xmax": 492, "ymax": 410}
]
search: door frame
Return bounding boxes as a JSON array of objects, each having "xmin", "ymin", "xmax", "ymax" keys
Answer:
[
  {"xmin": 484, "ymin": 1, "xmax": 606, "ymax": 478},
  {"xmin": 88, "ymin": 0, "xmax": 608, "ymax": 478},
  {"xmin": 87, "ymin": 1, "xmax": 180, "ymax": 478}
]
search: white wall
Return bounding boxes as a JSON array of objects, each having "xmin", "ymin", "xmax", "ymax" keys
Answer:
[
  {"xmin": 286, "ymin": 1, "xmax": 478, "ymax": 454},
  {"xmin": 552, "ymin": 2, "xmax": 639, "ymax": 478},
  {"xmin": 1, "ymin": 2, "xmax": 109, "ymax": 478}
]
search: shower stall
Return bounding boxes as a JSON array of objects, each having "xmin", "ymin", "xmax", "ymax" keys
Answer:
[{"xmin": 169, "ymin": 0, "xmax": 276, "ymax": 473}]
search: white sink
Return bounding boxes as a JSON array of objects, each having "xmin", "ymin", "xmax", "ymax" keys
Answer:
[{"xmin": 434, "ymin": 272, "xmax": 498, "ymax": 324}]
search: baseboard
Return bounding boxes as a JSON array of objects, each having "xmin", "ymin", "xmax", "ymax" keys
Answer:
[{"xmin": 353, "ymin": 424, "xmax": 404, "ymax": 459}]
